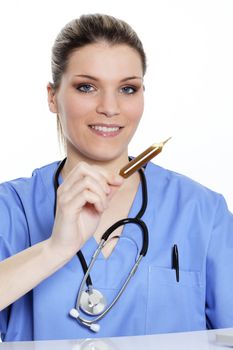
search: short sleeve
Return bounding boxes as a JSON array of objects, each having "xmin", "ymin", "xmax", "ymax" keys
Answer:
[
  {"xmin": 0, "ymin": 236, "xmax": 12, "ymax": 337},
  {"xmin": 206, "ymin": 194, "xmax": 233, "ymax": 328},
  {"xmin": 0, "ymin": 183, "xmax": 30, "ymax": 337}
]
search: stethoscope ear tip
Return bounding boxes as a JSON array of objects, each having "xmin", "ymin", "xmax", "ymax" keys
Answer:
[
  {"xmin": 70, "ymin": 308, "xmax": 100, "ymax": 332},
  {"xmin": 90, "ymin": 323, "xmax": 100, "ymax": 332},
  {"xmin": 70, "ymin": 308, "xmax": 79, "ymax": 319}
]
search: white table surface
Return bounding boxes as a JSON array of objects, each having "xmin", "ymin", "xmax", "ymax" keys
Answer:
[{"xmin": 0, "ymin": 328, "xmax": 233, "ymax": 349}]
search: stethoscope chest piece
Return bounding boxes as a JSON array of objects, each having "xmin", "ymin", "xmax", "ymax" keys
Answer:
[{"xmin": 79, "ymin": 289, "xmax": 107, "ymax": 315}]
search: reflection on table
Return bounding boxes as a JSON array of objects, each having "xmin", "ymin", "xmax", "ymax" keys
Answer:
[{"xmin": 1, "ymin": 328, "xmax": 233, "ymax": 350}]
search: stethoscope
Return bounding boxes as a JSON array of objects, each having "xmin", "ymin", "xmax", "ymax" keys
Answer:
[{"xmin": 53, "ymin": 158, "xmax": 149, "ymax": 332}]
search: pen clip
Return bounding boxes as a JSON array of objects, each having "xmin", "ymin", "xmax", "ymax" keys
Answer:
[{"xmin": 172, "ymin": 244, "xmax": 179, "ymax": 283}]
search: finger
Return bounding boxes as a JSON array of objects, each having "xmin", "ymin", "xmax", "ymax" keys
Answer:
[
  {"xmin": 67, "ymin": 176, "xmax": 107, "ymax": 207},
  {"xmin": 59, "ymin": 189, "xmax": 105, "ymax": 216},
  {"xmin": 59, "ymin": 175, "xmax": 109, "ymax": 209},
  {"xmin": 92, "ymin": 165, "xmax": 124, "ymax": 187},
  {"xmin": 62, "ymin": 162, "xmax": 111, "ymax": 194}
]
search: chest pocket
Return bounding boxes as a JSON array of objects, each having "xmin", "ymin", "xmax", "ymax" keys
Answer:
[{"xmin": 146, "ymin": 266, "xmax": 206, "ymax": 334}]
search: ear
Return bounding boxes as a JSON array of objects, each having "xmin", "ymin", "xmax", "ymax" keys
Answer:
[{"xmin": 47, "ymin": 82, "xmax": 58, "ymax": 113}]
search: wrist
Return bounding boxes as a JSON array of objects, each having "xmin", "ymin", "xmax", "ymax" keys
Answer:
[{"xmin": 45, "ymin": 238, "xmax": 76, "ymax": 264}]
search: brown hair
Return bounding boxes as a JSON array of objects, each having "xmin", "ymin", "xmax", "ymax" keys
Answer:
[
  {"xmin": 50, "ymin": 14, "xmax": 147, "ymax": 150},
  {"xmin": 51, "ymin": 14, "xmax": 146, "ymax": 90}
]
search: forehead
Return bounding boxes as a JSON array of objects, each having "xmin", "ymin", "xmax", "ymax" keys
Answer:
[{"xmin": 65, "ymin": 43, "xmax": 143, "ymax": 79}]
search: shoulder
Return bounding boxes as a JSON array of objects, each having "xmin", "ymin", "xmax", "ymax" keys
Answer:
[
  {"xmin": 146, "ymin": 161, "xmax": 228, "ymax": 215},
  {"xmin": 0, "ymin": 161, "xmax": 60, "ymax": 253},
  {"xmin": 145, "ymin": 162, "xmax": 233, "ymax": 248},
  {"xmin": 0, "ymin": 160, "xmax": 60, "ymax": 218},
  {"xmin": 147, "ymin": 161, "xmax": 220, "ymax": 196},
  {"xmin": 0, "ymin": 161, "xmax": 59, "ymax": 199}
]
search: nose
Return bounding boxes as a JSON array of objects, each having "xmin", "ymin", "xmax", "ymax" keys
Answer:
[{"xmin": 96, "ymin": 91, "xmax": 120, "ymax": 117}]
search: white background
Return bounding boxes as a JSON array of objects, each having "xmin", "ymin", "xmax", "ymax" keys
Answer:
[{"xmin": 0, "ymin": 0, "xmax": 232, "ymax": 210}]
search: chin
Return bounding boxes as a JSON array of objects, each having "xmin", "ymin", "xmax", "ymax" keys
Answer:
[
  {"xmin": 88, "ymin": 152, "xmax": 121, "ymax": 162},
  {"xmin": 69, "ymin": 138, "xmax": 128, "ymax": 163},
  {"xmin": 83, "ymin": 146, "xmax": 125, "ymax": 163}
]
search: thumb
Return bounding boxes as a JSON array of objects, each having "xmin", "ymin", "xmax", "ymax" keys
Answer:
[{"xmin": 107, "ymin": 174, "xmax": 124, "ymax": 200}]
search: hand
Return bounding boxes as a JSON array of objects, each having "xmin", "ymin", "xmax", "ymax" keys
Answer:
[{"xmin": 49, "ymin": 161, "xmax": 124, "ymax": 258}]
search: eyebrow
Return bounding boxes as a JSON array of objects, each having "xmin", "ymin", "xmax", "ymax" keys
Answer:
[{"xmin": 74, "ymin": 74, "xmax": 143, "ymax": 82}]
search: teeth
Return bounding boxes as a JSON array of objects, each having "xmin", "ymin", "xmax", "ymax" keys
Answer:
[{"xmin": 91, "ymin": 125, "xmax": 120, "ymax": 132}]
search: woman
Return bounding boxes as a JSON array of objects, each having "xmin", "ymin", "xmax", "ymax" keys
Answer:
[{"xmin": 0, "ymin": 14, "xmax": 232, "ymax": 342}]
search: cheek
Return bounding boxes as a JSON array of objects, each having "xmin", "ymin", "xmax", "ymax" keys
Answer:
[
  {"xmin": 125, "ymin": 97, "xmax": 144, "ymax": 124},
  {"xmin": 58, "ymin": 94, "xmax": 91, "ymax": 126}
]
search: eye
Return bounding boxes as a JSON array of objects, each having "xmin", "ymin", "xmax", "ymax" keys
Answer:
[
  {"xmin": 120, "ymin": 86, "xmax": 137, "ymax": 95},
  {"xmin": 76, "ymin": 84, "xmax": 95, "ymax": 93}
]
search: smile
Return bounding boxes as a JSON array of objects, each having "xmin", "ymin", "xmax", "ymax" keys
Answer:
[
  {"xmin": 91, "ymin": 125, "xmax": 120, "ymax": 132},
  {"xmin": 88, "ymin": 124, "xmax": 123, "ymax": 137}
]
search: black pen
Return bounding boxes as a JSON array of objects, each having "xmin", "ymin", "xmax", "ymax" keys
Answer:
[{"xmin": 172, "ymin": 244, "xmax": 179, "ymax": 282}]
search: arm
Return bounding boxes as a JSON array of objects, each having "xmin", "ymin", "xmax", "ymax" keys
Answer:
[
  {"xmin": 0, "ymin": 162, "xmax": 123, "ymax": 311},
  {"xmin": 205, "ymin": 195, "xmax": 233, "ymax": 328},
  {"xmin": 0, "ymin": 238, "xmax": 71, "ymax": 311}
]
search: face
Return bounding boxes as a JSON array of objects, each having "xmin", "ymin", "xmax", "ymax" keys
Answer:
[{"xmin": 48, "ymin": 42, "xmax": 144, "ymax": 163}]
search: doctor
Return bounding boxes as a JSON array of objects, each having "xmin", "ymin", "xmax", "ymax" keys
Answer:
[{"xmin": 0, "ymin": 14, "xmax": 233, "ymax": 342}]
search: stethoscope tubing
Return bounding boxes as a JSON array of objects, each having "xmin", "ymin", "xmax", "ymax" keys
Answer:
[
  {"xmin": 76, "ymin": 216, "xmax": 149, "ymax": 324},
  {"xmin": 53, "ymin": 158, "xmax": 148, "ymax": 287},
  {"xmin": 54, "ymin": 158, "xmax": 149, "ymax": 329},
  {"xmin": 101, "ymin": 217, "xmax": 149, "ymax": 256},
  {"xmin": 76, "ymin": 243, "xmax": 144, "ymax": 325}
]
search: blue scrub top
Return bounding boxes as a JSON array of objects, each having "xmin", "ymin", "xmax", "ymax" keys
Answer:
[{"xmin": 0, "ymin": 161, "xmax": 233, "ymax": 342}]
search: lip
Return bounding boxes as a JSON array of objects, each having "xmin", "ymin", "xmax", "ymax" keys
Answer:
[
  {"xmin": 88, "ymin": 123, "xmax": 123, "ymax": 128},
  {"xmin": 88, "ymin": 123, "xmax": 124, "ymax": 138}
]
